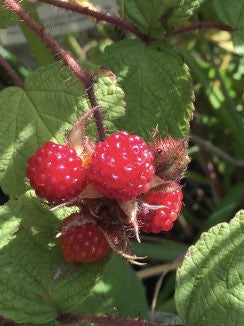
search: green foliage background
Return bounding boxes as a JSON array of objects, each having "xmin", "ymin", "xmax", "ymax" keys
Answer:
[{"xmin": 0, "ymin": 0, "xmax": 243, "ymax": 325}]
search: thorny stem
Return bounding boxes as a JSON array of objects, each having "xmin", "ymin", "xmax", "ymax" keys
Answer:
[
  {"xmin": 86, "ymin": 80, "xmax": 106, "ymax": 140},
  {"xmin": 37, "ymin": 0, "xmax": 154, "ymax": 43},
  {"xmin": 4, "ymin": 0, "xmax": 105, "ymax": 141},
  {"xmin": 166, "ymin": 21, "xmax": 235, "ymax": 37},
  {"xmin": 0, "ymin": 54, "xmax": 24, "ymax": 89},
  {"xmin": 57, "ymin": 313, "xmax": 184, "ymax": 326},
  {"xmin": 38, "ymin": 1, "xmax": 236, "ymax": 40}
]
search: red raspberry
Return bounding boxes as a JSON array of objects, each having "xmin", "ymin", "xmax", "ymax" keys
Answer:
[
  {"xmin": 140, "ymin": 186, "xmax": 183, "ymax": 233},
  {"xmin": 88, "ymin": 131, "xmax": 154, "ymax": 201},
  {"xmin": 26, "ymin": 142, "xmax": 86, "ymax": 204},
  {"xmin": 61, "ymin": 217, "xmax": 110, "ymax": 263}
]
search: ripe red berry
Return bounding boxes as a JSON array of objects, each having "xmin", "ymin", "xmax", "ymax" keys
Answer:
[
  {"xmin": 140, "ymin": 186, "xmax": 183, "ymax": 233},
  {"xmin": 26, "ymin": 141, "xmax": 86, "ymax": 204},
  {"xmin": 61, "ymin": 216, "xmax": 110, "ymax": 263},
  {"xmin": 88, "ymin": 131, "xmax": 155, "ymax": 201}
]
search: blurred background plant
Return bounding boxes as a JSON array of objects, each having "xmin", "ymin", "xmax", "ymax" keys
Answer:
[{"xmin": 0, "ymin": 0, "xmax": 243, "ymax": 323}]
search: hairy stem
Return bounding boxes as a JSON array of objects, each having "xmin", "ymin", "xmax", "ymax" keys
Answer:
[
  {"xmin": 57, "ymin": 313, "xmax": 184, "ymax": 326},
  {"xmin": 166, "ymin": 21, "xmax": 235, "ymax": 37},
  {"xmin": 86, "ymin": 80, "xmax": 106, "ymax": 140},
  {"xmin": 37, "ymin": 0, "xmax": 153, "ymax": 42},
  {"xmin": 4, "ymin": 0, "xmax": 105, "ymax": 141},
  {"xmin": 0, "ymin": 54, "xmax": 24, "ymax": 88}
]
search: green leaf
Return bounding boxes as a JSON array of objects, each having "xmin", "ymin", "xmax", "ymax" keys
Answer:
[
  {"xmin": 213, "ymin": 0, "xmax": 244, "ymax": 55},
  {"xmin": 73, "ymin": 254, "xmax": 149, "ymax": 318},
  {"xmin": 119, "ymin": 0, "xmax": 204, "ymax": 37},
  {"xmin": 151, "ymin": 311, "xmax": 184, "ymax": 324},
  {"xmin": 205, "ymin": 183, "xmax": 244, "ymax": 229},
  {"xmin": 132, "ymin": 239, "xmax": 188, "ymax": 261},
  {"xmin": 0, "ymin": 0, "xmax": 17, "ymax": 28},
  {"xmin": 175, "ymin": 210, "xmax": 244, "ymax": 326},
  {"xmin": 18, "ymin": 4, "xmax": 55, "ymax": 66},
  {"xmin": 0, "ymin": 62, "xmax": 125, "ymax": 197},
  {"xmin": 99, "ymin": 40, "xmax": 193, "ymax": 140},
  {"xmin": 0, "ymin": 1, "xmax": 35, "ymax": 28},
  {"xmin": 0, "ymin": 1, "xmax": 58, "ymax": 64},
  {"xmin": 0, "ymin": 192, "xmax": 107, "ymax": 324}
]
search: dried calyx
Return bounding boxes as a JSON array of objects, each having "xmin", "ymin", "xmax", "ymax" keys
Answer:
[{"xmin": 150, "ymin": 137, "xmax": 190, "ymax": 182}]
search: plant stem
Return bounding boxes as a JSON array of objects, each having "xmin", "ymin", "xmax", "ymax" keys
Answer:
[
  {"xmin": 0, "ymin": 54, "xmax": 24, "ymax": 89},
  {"xmin": 57, "ymin": 313, "xmax": 184, "ymax": 326},
  {"xmin": 151, "ymin": 255, "xmax": 184, "ymax": 314},
  {"xmin": 86, "ymin": 80, "xmax": 106, "ymax": 140},
  {"xmin": 191, "ymin": 134, "xmax": 244, "ymax": 167},
  {"xmin": 137, "ymin": 257, "xmax": 183, "ymax": 280},
  {"xmin": 37, "ymin": 0, "xmax": 153, "ymax": 42},
  {"xmin": 166, "ymin": 21, "xmax": 235, "ymax": 37},
  {"xmin": 4, "ymin": 0, "xmax": 105, "ymax": 141}
]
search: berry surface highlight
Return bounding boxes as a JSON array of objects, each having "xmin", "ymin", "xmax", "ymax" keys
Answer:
[
  {"xmin": 26, "ymin": 141, "xmax": 86, "ymax": 204},
  {"xmin": 140, "ymin": 187, "xmax": 183, "ymax": 233},
  {"xmin": 88, "ymin": 131, "xmax": 155, "ymax": 201},
  {"xmin": 61, "ymin": 217, "xmax": 110, "ymax": 263}
]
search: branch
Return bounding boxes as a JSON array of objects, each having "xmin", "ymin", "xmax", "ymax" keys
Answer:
[
  {"xmin": 191, "ymin": 134, "xmax": 244, "ymax": 168},
  {"xmin": 4, "ymin": 0, "xmax": 105, "ymax": 141},
  {"xmin": 166, "ymin": 21, "xmax": 235, "ymax": 37},
  {"xmin": 151, "ymin": 255, "xmax": 185, "ymax": 315},
  {"xmin": 57, "ymin": 313, "xmax": 184, "ymax": 326},
  {"xmin": 37, "ymin": 0, "xmax": 154, "ymax": 43},
  {"xmin": 0, "ymin": 54, "xmax": 24, "ymax": 89},
  {"xmin": 137, "ymin": 256, "xmax": 183, "ymax": 279}
]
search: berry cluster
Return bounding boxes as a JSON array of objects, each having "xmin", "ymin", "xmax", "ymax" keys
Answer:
[{"xmin": 26, "ymin": 131, "xmax": 187, "ymax": 264}]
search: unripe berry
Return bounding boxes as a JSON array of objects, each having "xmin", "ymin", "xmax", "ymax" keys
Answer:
[{"xmin": 61, "ymin": 214, "xmax": 110, "ymax": 263}]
